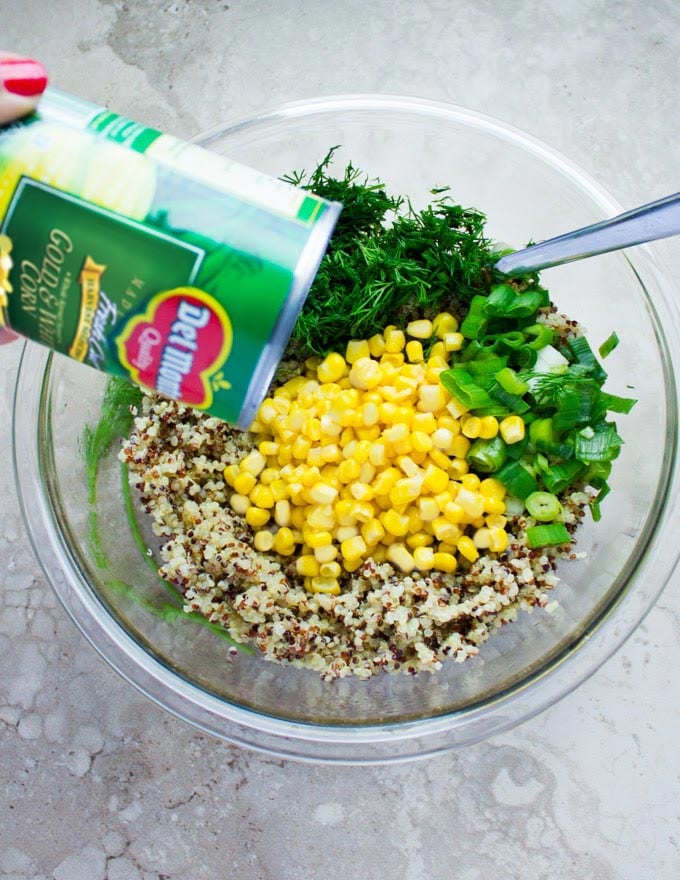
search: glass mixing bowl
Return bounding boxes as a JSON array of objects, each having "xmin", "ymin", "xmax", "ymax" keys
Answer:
[{"xmin": 12, "ymin": 96, "xmax": 680, "ymax": 763}]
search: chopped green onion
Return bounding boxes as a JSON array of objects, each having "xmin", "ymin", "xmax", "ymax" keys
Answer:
[
  {"xmin": 439, "ymin": 369, "xmax": 493, "ymax": 409},
  {"xmin": 460, "ymin": 295, "xmax": 489, "ymax": 340},
  {"xmin": 465, "ymin": 356, "xmax": 508, "ymax": 376},
  {"xmin": 567, "ymin": 336, "xmax": 607, "ymax": 381},
  {"xmin": 490, "ymin": 331, "xmax": 527, "ymax": 352},
  {"xmin": 467, "ymin": 436, "xmax": 507, "ymax": 473},
  {"xmin": 574, "ymin": 421, "xmax": 623, "ymax": 462},
  {"xmin": 525, "ymin": 491, "xmax": 563, "ymax": 522},
  {"xmin": 496, "ymin": 461, "xmax": 540, "ymax": 500},
  {"xmin": 541, "ymin": 460, "xmax": 585, "ymax": 493},
  {"xmin": 529, "ymin": 418, "xmax": 555, "ymax": 448},
  {"xmin": 526, "ymin": 523, "xmax": 571, "ymax": 548},
  {"xmin": 484, "ymin": 284, "xmax": 547, "ymax": 318},
  {"xmin": 598, "ymin": 332, "xmax": 619, "ymax": 359},
  {"xmin": 598, "ymin": 392, "xmax": 637, "ymax": 414},
  {"xmin": 524, "ymin": 323, "xmax": 555, "ymax": 351},
  {"xmin": 488, "ymin": 382, "xmax": 530, "ymax": 415},
  {"xmin": 496, "ymin": 367, "xmax": 529, "ymax": 396},
  {"xmin": 590, "ymin": 481, "xmax": 611, "ymax": 522}
]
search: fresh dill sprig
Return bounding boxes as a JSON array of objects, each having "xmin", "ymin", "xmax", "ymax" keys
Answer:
[{"xmin": 284, "ymin": 148, "xmax": 500, "ymax": 356}]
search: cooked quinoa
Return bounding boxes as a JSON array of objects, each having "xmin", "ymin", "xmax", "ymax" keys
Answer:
[{"xmin": 119, "ymin": 306, "xmax": 590, "ymax": 680}]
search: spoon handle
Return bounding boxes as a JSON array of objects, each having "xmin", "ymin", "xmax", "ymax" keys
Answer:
[{"xmin": 494, "ymin": 191, "xmax": 680, "ymax": 275}]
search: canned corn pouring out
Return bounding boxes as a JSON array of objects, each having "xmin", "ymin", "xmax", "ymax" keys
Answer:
[{"xmin": 0, "ymin": 88, "xmax": 341, "ymax": 427}]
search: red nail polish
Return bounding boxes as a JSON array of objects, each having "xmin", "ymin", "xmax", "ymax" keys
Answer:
[{"xmin": 0, "ymin": 58, "xmax": 48, "ymax": 98}]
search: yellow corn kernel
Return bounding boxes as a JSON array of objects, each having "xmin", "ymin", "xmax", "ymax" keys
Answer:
[
  {"xmin": 292, "ymin": 435, "xmax": 312, "ymax": 460},
  {"xmin": 425, "ymin": 341, "xmax": 444, "ymax": 361},
  {"xmin": 335, "ymin": 525, "xmax": 359, "ymax": 543},
  {"xmin": 369, "ymin": 441, "xmax": 387, "ymax": 467},
  {"xmin": 478, "ymin": 416, "xmax": 499, "ymax": 440},
  {"xmin": 483, "ymin": 497, "xmax": 506, "ymax": 515},
  {"xmin": 239, "ymin": 449, "xmax": 267, "ymax": 477},
  {"xmin": 473, "ymin": 527, "xmax": 491, "ymax": 549},
  {"xmin": 305, "ymin": 529, "xmax": 332, "ymax": 549},
  {"xmin": 389, "ymin": 478, "xmax": 423, "ymax": 508},
  {"xmin": 337, "ymin": 458, "xmax": 361, "ymax": 484},
  {"xmin": 286, "ymin": 409, "xmax": 307, "ymax": 432},
  {"xmin": 277, "ymin": 447, "xmax": 293, "ymax": 466},
  {"xmin": 411, "ymin": 450, "xmax": 428, "ymax": 466},
  {"xmin": 334, "ymin": 498, "xmax": 356, "ymax": 526},
  {"xmin": 446, "ymin": 396, "xmax": 469, "ymax": 419},
  {"xmin": 342, "ymin": 558, "xmax": 363, "ymax": 573},
  {"xmin": 350, "ymin": 439, "xmax": 370, "ymax": 464},
  {"xmin": 299, "ymin": 466, "xmax": 321, "ymax": 488},
  {"xmin": 449, "ymin": 459, "xmax": 468, "ymax": 480},
  {"xmin": 258, "ymin": 399, "xmax": 278, "ymax": 424},
  {"xmin": 245, "ymin": 506, "xmax": 271, "ymax": 528},
  {"xmin": 296, "ymin": 555, "xmax": 320, "ymax": 577},
  {"xmin": 429, "ymin": 427, "xmax": 453, "ymax": 452},
  {"xmin": 300, "ymin": 417, "xmax": 321, "ymax": 443},
  {"xmin": 223, "ymin": 463, "xmax": 240, "ymax": 486},
  {"xmin": 418, "ymin": 497, "xmax": 440, "ymax": 522},
  {"xmin": 499, "ymin": 415, "xmax": 526, "ymax": 445},
  {"xmin": 361, "ymin": 518, "xmax": 385, "ymax": 546},
  {"xmin": 382, "ymin": 509, "xmax": 410, "ymax": 537},
  {"xmin": 461, "ymin": 415, "xmax": 481, "ymax": 439},
  {"xmin": 308, "ymin": 576, "xmax": 341, "ymax": 595},
  {"xmin": 423, "ymin": 464, "xmax": 449, "ymax": 494},
  {"xmin": 272, "ymin": 396, "xmax": 291, "ymax": 416},
  {"xmin": 273, "ymin": 527, "xmax": 296, "ymax": 555},
  {"xmin": 341, "ymin": 534, "xmax": 367, "ymax": 562},
  {"xmin": 345, "ymin": 339, "xmax": 371, "ymax": 364},
  {"xmin": 488, "ymin": 527, "xmax": 509, "ymax": 553},
  {"xmin": 368, "ymin": 333, "xmax": 386, "ymax": 358},
  {"xmin": 382, "ymin": 422, "xmax": 408, "ymax": 445},
  {"xmin": 443, "ymin": 331, "xmax": 464, "ymax": 353},
  {"xmin": 230, "ymin": 493, "xmax": 251, "ymax": 515},
  {"xmin": 406, "ymin": 533, "xmax": 433, "ymax": 550},
  {"xmin": 267, "ymin": 479, "xmax": 287, "ymax": 503},
  {"xmin": 314, "ymin": 543, "xmax": 338, "ymax": 563},
  {"xmin": 418, "ymin": 384, "xmax": 448, "ymax": 413},
  {"xmin": 406, "ymin": 318, "xmax": 433, "ymax": 339},
  {"xmin": 273, "ymin": 499, "xmax": 291, "ymax": 527},
  {"xmin": 433, "ymin": 551, "xmax": 458, "ymax": 573},
  {"xmin": 405, "ymin": 340, "xmax": 424, "ymax": 363},
  {"xmin": 307, "ymin": 482, "xmax": 338, "ymax": 505},
  {"xmin": 258, "ymin": 441, "xmax": 279, "ymax": 458},
  {"xmin": 396, "ymin": 455, "xmax": 419, "ymax": 478},
  {"xmin": 411, "ymin": 430, "xmax": 433, "ymax": 452},
  {"xmin": 413, "ymin": 545, "xmax": 435, "ymax": 570},
  {"xmin": 316, "ymin": 352, "xmax": 345, "ymax": 383},
  {"xmin": 380, "ymin": 352, "xmax": 405, "ymax": 370},
  {"xmin": 356, "ymin": 425, "xmax": 381, "ymax": 442},
  {"xmin": 370, "ymin": 546, "xmax": 388, "ymax": 564},
  {"xmin": 450, "ymin": 435, "xmax": 471, "ymax": 459},
  {"xmin": 258, "ymin": 467, "xmax": 278, "ymax": 485},
  {"xmin": 320, "ymin": 444, "xmax": 341, "ymax": 464},
  {"xmin": 374, "ymin": 468, "xmax": 402, "ymax": 497},
  {"xmin": 384, "ymin": 327, "xmax": 406, "ymax": 353},
  {"xmin": 304, "ymin": 448, "xmax": 323, "ymax": 468},
  {"xmin": 479, "ymin": 477, "xmax": 506, "ymax": 499},
  {"xmin": 350, "ymin": 482, "xmax": 374, "ymax": 502},
  {"xmin": 361, "ymin": 401, "xmax": 380, "ymax": 426},
  {"xmin": 349, "ymin": 501, "xmax": 374, "ymax": 523},
  {"xmin": 425, "ymin": 450, "xmax": 449, "ymax": 472},
  {"xmin": 348, "ymin": 357, "xmax": 383, "ymax": 390},
  {"xmin": 306, "ymin": 505, "xmax": 335, "ymax": 530},
  {"xmin": 253, "ymin": 530, "xmax": 275, "ymax": 552},
  {"xmin": 443, "ymin": 501, "xmax": 466, "ymax": 524},
  {"xmin": 461, "ymin": 472, "xmax": 481, "ymax": 492},
  {"xmin": 386, "ymin": 542, "xmax": 416, "ymax": 573},
  {"xmin": 457, "ymin": 535, "xmax": 479, "ymax": 563},
  {"xmin": 290, "ymin": 508, "xmax": 306, "ymax": 531},
  {"xmin": 319, "ymin": 561, "xmax": 342, "ymax": 579},
  {"xmin": 432, "ymin": 312, "xmax": 458, "ymax": 337},
  {"xmin": 456, "ymin": 488, "xmax": 485, "ymax": 519},
  {"xmin": 432, "ymin": 517, "xmax": 461, "ymax": 543},
  {"xmin": 233, "ymin": 471, "xmax": 256, "ymax": 495},
  {"xmin": 485, "ymin": 513, "xmax": 508, "ymax": 530},
  {"xmin": 411, "ymin": 411, "xmax": 436, "ymax": 433}
]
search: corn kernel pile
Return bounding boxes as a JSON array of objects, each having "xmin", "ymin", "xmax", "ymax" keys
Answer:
[{"xmin": 224, "ymin": 314, "xmax": 525, "ymax": 596}]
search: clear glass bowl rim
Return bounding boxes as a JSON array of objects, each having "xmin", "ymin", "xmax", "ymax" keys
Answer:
[{"xmin": 12, "ymin": 94, "xmax": 680, "ymax": 763}]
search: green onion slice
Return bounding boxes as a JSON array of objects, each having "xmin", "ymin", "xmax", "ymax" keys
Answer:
[
  {"xmin": 496, "ymin": 461, "xmax": 540, "ymax": 499},
  {"xmin": 467, "ymin": 436, "xmax": 507, "ymax": 473},
  {"xmin": 598, "ymin": 332, "xmax": 619, "ymax": 359},
  {"xmin": 525, "ymin": 491, "xmax": 563, "ymax": 522},
  {"xmin": 526, "ymin": 523, "xmax": 571, "ymax": 548}
]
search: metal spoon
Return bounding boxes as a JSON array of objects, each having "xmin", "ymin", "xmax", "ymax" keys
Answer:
[{"xmin": 494, "ymin": 191, "xmax": 680, "ymax": 275}]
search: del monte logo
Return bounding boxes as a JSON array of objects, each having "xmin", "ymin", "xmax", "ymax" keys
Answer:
[{"xmin": 117, "ymin": 286, "xmax": 233, "ymax": 408}]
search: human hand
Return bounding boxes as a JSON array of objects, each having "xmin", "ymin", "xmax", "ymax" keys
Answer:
[{"xmin": 0, "ymin": 52, "xmax": 48, "ymax": 344}]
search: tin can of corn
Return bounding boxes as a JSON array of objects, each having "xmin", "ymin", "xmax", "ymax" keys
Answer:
[{"xmin": 0, "ymin": 89, "xmax": 340, "ymax": 427}]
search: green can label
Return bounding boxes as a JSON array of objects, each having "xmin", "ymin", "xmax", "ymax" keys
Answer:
[{"xmin": 0, "ymin": 89, "xmax": 340, "ymax": 427}]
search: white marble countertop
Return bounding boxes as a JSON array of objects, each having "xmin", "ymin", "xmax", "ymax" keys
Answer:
[{"xmin": 2, "ymin": 2, "xmax": 680, "ymax": 878}]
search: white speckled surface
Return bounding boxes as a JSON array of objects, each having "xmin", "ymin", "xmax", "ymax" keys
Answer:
[{"xmin": 2, "ymin": 1, "xmax": 680, "ymax": 877}]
